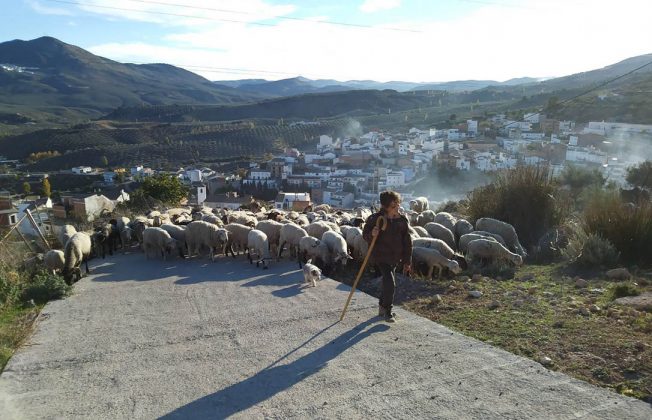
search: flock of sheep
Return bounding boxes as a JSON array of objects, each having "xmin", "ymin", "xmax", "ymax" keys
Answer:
[{"xmin": 42, "ymin": 196, "xmax": 527, "ymax": 286}]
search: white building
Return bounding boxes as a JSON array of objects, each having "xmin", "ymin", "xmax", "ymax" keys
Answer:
[
  {"xmin": 569, "ymin": 135, "xmax": 579, "ymax": 146},
  {"xmin": 318, "ymin": 135, "xmax": 333, "ymax": 151},
  {"xmin": 385, "ymin": 171, "xmax": 405, "ymax": 187},
  {"xmin": 521, "ymin": 132, "xmax": 545, "ymax": 140},
  {"xmin": 72, "ymin": 166, "xmax": 92, "ymax": 175},
  {"xmin": 566, "ymin": 146, "xmax": 607, "ymax": 164},
  {"xmin": 524, "ymin": 113, "xmax": 541, "ymax": 124},
  {"xmin": 274, "ymin": 192, "xmax": 311, "ymax": 210},
  {"xmin": 467, "ymin": 120, "xmax": 478, "ymax": 137},
  {"xmin": 186, "ymin": 169, "xmax": 202, "ymax": 183}
]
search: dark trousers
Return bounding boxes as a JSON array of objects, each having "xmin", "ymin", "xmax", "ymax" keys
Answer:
[{"xmin": 377, "ymin": 263, "xmax": 396, "ymax": 314}]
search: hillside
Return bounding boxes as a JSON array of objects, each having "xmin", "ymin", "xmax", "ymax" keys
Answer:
[
  {"xmin": 0, "ymin": 37, "xmax": 263, "ymax": 124},
  {"xmin": 0, "ymin": 119, "xmax": 353, "ymax": 171}
]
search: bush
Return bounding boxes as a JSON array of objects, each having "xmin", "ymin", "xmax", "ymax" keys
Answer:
[
  {"xmin": 559, "ymin": 164, "xmax": 605, "ymax": 192},
  {"xmin": 609, "ymin": 283, "xmax": 640, "ymax": 300},
  {"xmin": 20, "ymin": 271, "xmax": 71, "ymax": 305},
  {"xmin": 466, "ymin": 165, "xmax": 568, "ymax": 249},
  {"xmin": 582, "ymin": 190, "xmax": 652, "ymax": 266},
  {"xmin": 561, "ymin": 222, "xmax": 619, "ymax": 268},
  {"xmin": 0, "ymin": 269, "xmax": 23, "ymax": 306}
]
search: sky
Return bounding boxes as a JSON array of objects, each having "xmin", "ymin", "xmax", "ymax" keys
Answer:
[{"xmin": 2, "ymin": 0, "xmax": 652, "ymax": 83}]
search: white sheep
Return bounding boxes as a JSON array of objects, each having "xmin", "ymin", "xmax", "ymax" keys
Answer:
[
  {"xmin": 187, "ymin": 221, "xmax": 231, "ymax": 261},
  {"xmin": 305, "ymin": 221, "xmax": 337, "ymax": 239},
  {"xmin": 142, "ymin": 227, "xmax": 178, "ymax": 260},
  {"xmin": 201, "ymin": 214, "xmax": 224, "ymax": 226},
  {"xmin": 412, "ymin": 226, "xmax": 430, "ymax": 238},
  {"xmin": 224, "ymin": 223, "xmax": 253, "ymax": 256},
  {"xmin": 475, "ymin": 217, "xmax": 527, "ymax": 257},
  {"xmin": 247, "ymin": 229, "xmax": 273, "ymax": 269},
  {"xmin": 160, "ymin": 224, "xmax": 188, "ymax": 258},
  {"xmin": 228, "ymin": 211, "xmax": 257, "ymax": 227},
  {"xmin": 412, "ymin": 237, "xmax": 457, "ymax": 260},
  {"xmin": 352, "ymin": 234, "xmax": 369, "ymax": 261},
  {"xmin": 355, "ymin": 207, "xmax": 372, "ymax": 220},
  {"xmin": 278, "ymin": 223, "xmax": 308, "ymax": 259},
  {"xmin": 302, "ymin": 259, "xmax": 322, "ymax": 287},
  {"xmin": 424, "ymin": 222, "xmax": 456, "ymax": 250},
  {"xmin": 44, "ymin": 249, "xmax": 65, "ymax": 275},
  {"xmin": 458, "ymin": 232, "xmax": 505, "ymax": 253},
  {"xmin": 454, "ymin": 219, "xmax": 474, "ymax": 242},
  {"xmin": 416, "ymin": 210, "xmax": 436, "ymax": 226},
  {"xmin": 322, "ymin": 231, "xmax": 352, "ymax": 266},
  {"xmin": 62, "ymin": 232, "xmax": 92, "ymax": 285},
  {"xmin": 409, "ymin": 197, "xmax": 430, "ymax": 213},
  {"xmin": 344, "ymin": 227, "xmax": 362, "ymax": 252},
  {"xmin": 58, "ymin": 224, "xmax": 77, "ymax": 247},
  {"xmin": 466, "ymin": 238, "xmax": 523, "ymax": 266},
  {"xmin": 116, "ymin": 216, "xmax": 130, "ymax": 231},
  {"xmin": 434, "ymin": 212, "xmax": 457, "ymax": 231},
  {"xmin": 299, "ymin": 236, "xmax": 331, "ymax": 268},
  {"xmin": 412, "ymin": 247, "xmax": 462, "ymax": 279},
  {"xmin": 255, "ymin": 220, "xmax": 284, "ymax": 256}
]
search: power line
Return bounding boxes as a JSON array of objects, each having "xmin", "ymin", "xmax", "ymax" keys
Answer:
[{"xmin": 43, "ymin": 0, "xmax": 421, "ymax": 33}]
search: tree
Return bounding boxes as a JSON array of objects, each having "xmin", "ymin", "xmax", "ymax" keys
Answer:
[
  {"xmin": 626, "ymin": 160, "xmax": 652, "ymax": 189},
  {"xmin": 560, "ymin": 164, "xmax": 605, "ymax": 192},
  {"xmin": 22, "ymin": 182, "xmax": 31, "ymax": 195},
  {"xmin": 545, "ymin": 95, "xmax": 560, "ymax": 114},
  {"xmin": 141, "ymin": 174, "xmax": 188, "ymax": 205},
  {"xmin": 41, "ymin": 178, "xmax": 51, "ymax": 197},
  {"xmin": 100, "ymin": 156, "xmax": 109, "ymax": 167}
]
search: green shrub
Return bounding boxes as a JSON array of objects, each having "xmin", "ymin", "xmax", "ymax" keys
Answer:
[
  {"xmin": 20, "ymin": 271, "xmax": 71, "ymax": 305},
  {"xmin": 582, "ymin": 190, "xmax": 652, "ymax": 266},
  {"xmin": 466, "ymin": 165, "xmax": 568, "ymax": 248},
  {"xmin": 0, "ymin": 269, "xmax": 23, "ymax": 306},
  {"xmin": 561, "ymin": 222, "xmax": 619, "ymax": 268},
  {"xmin": 609, "ymin": 283, "xmax": 640, "ymax": 300}
]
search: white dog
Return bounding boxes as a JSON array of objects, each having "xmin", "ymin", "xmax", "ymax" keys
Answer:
[{"xmin": 302, "ymin": 259, "xmax": 322, "ymax": 287}]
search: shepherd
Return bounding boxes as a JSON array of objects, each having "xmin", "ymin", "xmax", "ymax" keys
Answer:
[{"xmin": 362, "ymin": 191, "xmax": 413, "ymax": 323}]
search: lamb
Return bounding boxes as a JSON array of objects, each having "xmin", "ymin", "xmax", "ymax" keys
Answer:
[
  {"xmin": 186, "ymin": 221, "xmax": 231, "ymax": 261},
  {"xmin": 423, "ymin": 222, "xmax": 456, "ymax": 250},
  {"xmin": 224, "ymin": 223, "xmax": 252, "ymax": 257},
  {"xmin": 475, "ymin": 217, "xmax": 527, "ymax": 257},
  {"xmin": 246, "ymin": 229, "xmax": 273, "ymax": 269},
  {"xmin": 355, "ymin": 207, "xmax": 372, "ymax": 220},
  {"xmin": 458, "ymin": 232, "xmax": 506, "ymax": 253},
  {"xmin": 412, "ymin": 238, "xmax": 456, "ymax": 260},
  {"xmin": 344, "ymin": 227, "xmax": 363, "ymax": 254},
  {"xmin": 116, "ymin": 216, "xmax": 130, "ymax": 231},
  {"xmin": 416, "ymin": 210, "xmax": 436, "ymax": 226},
  {"xmin": 58, "ymin": 224, "xmax": 77, "ymax": 247},
  {"xmin": 119, "ymin": 227, "xmax": 133, "ymax": 251},
  {"xmin": 409, "ymin": 196, "xmax": 429, "ymax": 213},
  {"xmin": 302, "ymin": 259, "xmax": 322, "ymax": 287},
  {"xmin": 322, "ymin": 231, "xmax": 353, "ymax": 266},
  {"xmin": 412, "ymin": 247, "xmax": 462, "ymax": 279},
  {"xmin": 314, "ymin": 204, "xmax": 331, "ymax": 213},
  {"xmin": 44, "ymin": 249, "xmax": 65, "ymax": 275},
  {"xmin": 255, "ymin": 220, "xmax": 284, "ymax": 256},
  {"xmin": 278, "ymin": 223, "xmax": 308, "ymax": 259},
  {"xmin": 92, "ymin": 224, "xmax": 117, "ymax": 259},
  {"xmin": 466, "ymin": 238, "xmax": 523, "ymax": 266},
  {"xmin": 142, "ymin": 227, "xmax": 178, "ymax": 260},
  {"xmin": 408, "ymin": 225, "xmax": 421, "ymax": 241},
  {"xmin": 129, "ymin": 217, "xmax": 151, "ymax": 246},
  {"xmin": 227, "ymin": 211, "xmax": 257, "ymax": 227},
  {"xmin": 160, "ymin": 224, "xmax": 188, "ymax": 258},
  {"xmin": 305, "ymin": 221, "xmax": 336, "ymax": 240},
  {"xmin": 434, "ymin": 212, "xmax": 457, "ymax": 231},
  {"xmin": 62, "ymin": 232, "xmax": 92, "ymax": 285}
]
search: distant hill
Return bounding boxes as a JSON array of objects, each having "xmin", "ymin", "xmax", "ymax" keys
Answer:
[{"xmin": 0, "ymin": 36, "xmax": 264, "ymax": 123}]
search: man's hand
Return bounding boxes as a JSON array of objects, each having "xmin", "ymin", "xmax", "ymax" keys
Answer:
[
  {"xmin": 371, "ymin": 226, "xmax": 380, "ymax": 237},
  {"xmin": 403, "ymin": 263, "xmax": 412, "ymax": 276}
]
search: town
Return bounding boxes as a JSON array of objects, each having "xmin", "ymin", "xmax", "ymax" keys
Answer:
[{"xmin": 1, "ymin": 113, "xmax": 650, "ymax": 233}]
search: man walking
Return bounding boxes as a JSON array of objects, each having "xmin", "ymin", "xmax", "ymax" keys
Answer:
[{"xmin": 362, "ymin": 191, "xmax": 413, "ymax": 323}]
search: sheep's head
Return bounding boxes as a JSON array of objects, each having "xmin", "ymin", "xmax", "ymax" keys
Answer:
[
  {"xmin": 335, "ymin": 251, "xmax": 353, "ymax": 265},
  {"xmin": 511, "ymin": 254, "xmax": 524, "ymax": 266},
  {"xmin": 165, "ymin": 238, "xmax": 178, "ymax": 254},
  {"xmin": 447, "ymin": 260, "xmax": 462, "ymax": 274}
]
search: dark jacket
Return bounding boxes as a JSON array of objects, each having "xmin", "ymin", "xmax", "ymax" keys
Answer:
[{"xmin": 362, "ymin": 210, "xmax": 412, "ymax": 266}]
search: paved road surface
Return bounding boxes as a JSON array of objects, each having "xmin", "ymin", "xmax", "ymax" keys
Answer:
[{"xmin": 1, "ymin": 253, "xmax": 650, "ymax": 419}]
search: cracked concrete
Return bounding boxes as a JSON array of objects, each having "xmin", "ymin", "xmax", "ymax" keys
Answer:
[{"xmin": 1, "ymin": 252, "xmax": 650, "ymax": 419}]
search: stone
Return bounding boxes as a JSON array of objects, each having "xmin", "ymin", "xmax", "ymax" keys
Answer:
[
  {"xmin": 487, "ymin": 300, "xmax": 500, "ymax": 310},
  {"xmin": 468, "ymin": 290, "xmax": 483, "ymax": 298},
  {"xmin": 519, "ymin": 274, "xmax": 535, "ymax": 282},
  {"xmin": 432, "ymin": 294, "xmax": 443, "ymax": 304},
  {"xmin": 459, "ymin": 275, "xmax": 470, "ymax": 282},
  {"xmin": 606, "ymin": 268, "xmax": 631, "ymax": 280},
  {"xmin": 543, "ymin": 292, "xmax": 554, "ymax": 297},
  {"xmin": 528, "ymin": 287, "xmax": 538, "ymax": 295},
  {"xmin": 579, "ymin": 307, "xmax": 590, "ymax": 316},
  {"xmin": 472, "ymin": 274, "xmax": 483, "ymax": 283},
  {"xmin": 589, "ymin": 304, "xmax": 601, "ymax": 313},
  {"xmin": 614, "ymin": 292, "xmax": 652, "ymax": 313},
  {"xmin": 539, "ymin": 356, "xmax": 553, "ymax": 367},
  {"xmin": 575, "ymin": 278, "xmax": 588, "ymax": 288}
]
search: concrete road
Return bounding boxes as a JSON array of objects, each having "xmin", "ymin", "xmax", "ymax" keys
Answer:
[{"xmin": 1, "ymin": 253, "xmax": 650, "ymax": 419}]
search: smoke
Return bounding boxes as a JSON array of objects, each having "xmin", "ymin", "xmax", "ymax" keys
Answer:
[
  {"xmin": 411, "ymin": 167, "xmax": 493, "ymax": 207},
  {"xmin": 340, "ymin": 119, "xmax": 363, "ymax": 139}
]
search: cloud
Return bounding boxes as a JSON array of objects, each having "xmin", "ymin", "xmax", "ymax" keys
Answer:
[
  {"xmin": 359, "ymin": 0, "xmax": 401, "ymax": 13},
  {"xmin": 85, "ymin": 0, "xmax": 652, "ymax": 83},
  {"xmin": 26, "ymin": 0, "xmax": 74, "ymax": 15}
]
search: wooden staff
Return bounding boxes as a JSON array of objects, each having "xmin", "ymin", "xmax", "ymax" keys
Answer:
[{"xmin": 340, "ymin": 215, "xmax": 387, "ymax": 321}]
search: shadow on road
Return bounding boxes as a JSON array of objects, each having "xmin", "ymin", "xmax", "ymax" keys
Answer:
[{"xmin": 160, "ymin": 318, "xmax": 388, "ymax": 419}]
